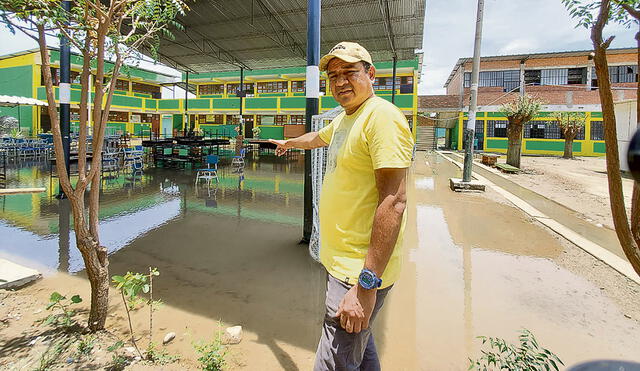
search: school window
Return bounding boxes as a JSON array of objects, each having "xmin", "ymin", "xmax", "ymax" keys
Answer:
[
  {"xmin": 486, "ymin": 120, "xmax": 507, "ymax": 138},
  {"xmin": 197, "ymin": 114, "xmax": 224, "ymax": 124},
  {"xmin": 199, "ymin": 84, "xmax": 224, "ymax": 95},
  {"xmin": 540, "ymin": 69, "xmax": 568, "ymax": 86},
  {"xmin": 568, "ymin": 68, "xmax": 587, "ymax": 84},
  {"xmin": 70, "ymin": 71, "xmax": 81, "ymax": 84},
  {"xmin": 524, "ymin": 69, "xmax": 541, "ymax": 86},
  {"xmin": 108, "ymin": 111, "xmax": 128, "ymax": 122},
  {"xmin": 291, "ymin": 81, "xmax": 305, "ymax": 92},
  {"xmin": 256, "ymin": 115, "xmax": 288, "ymax": 125},
  {"xmin": 256, "ymin": 81, "xmax": 287, "ymax": 93},
  {"xmin": 132, "ymin": 82, "xmax": 161, "ymax": 98},
  {"xmin": 524, "ymin": 121, "xmax": 585, "ymax": 140},
  {"xmin": 227, "ymin": 83, "xmax": 254, "ymax": 96},
  {"xmin": 464, "ymin": 71, "xmax": 519, "ymax": 91},
  {"xmin": 609, "ymin": 65, "xmax": 638, "ymax": 83},
  {"xmin": 114, "ymin": 79, "xmax": 129, "ymax": 91},
  {"xmin": 373, "ymin": 76, "xmax": 413, "ymax": 91},
  {"xmin": 525, "ymin": 122, "xmax": 547, "ymax": 139},
  {"xmin": 591, "ymin": 121, "xmax": 604, "ymax": 140},
  {"xmin": 289, "ymin": 115, "xmax": 305, "ymax": 124}
]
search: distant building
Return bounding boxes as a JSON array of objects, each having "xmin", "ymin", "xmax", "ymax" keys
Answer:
[
  {"xmin": 0, "ymin": 48, "xmax": 420, "ymax": 140},
  {"xmin": 419, "ymin": 48, "xmax": 638, "ymax": 156}
]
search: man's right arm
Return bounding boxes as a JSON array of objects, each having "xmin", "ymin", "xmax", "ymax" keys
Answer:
[{"xmin": 269, "ymin": 132, "xmax": 328, "ymax": 156}]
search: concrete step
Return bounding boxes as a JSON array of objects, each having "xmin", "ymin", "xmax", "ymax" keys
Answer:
[{"xmin": 0, "ymin": 259, "xmax": 41, "ymax": 289}]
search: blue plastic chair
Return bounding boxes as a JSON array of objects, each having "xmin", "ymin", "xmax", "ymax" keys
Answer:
[
  {"xmin": 195, "ymin": 155, "xmax": 219, "ymax": 186},
  {"xmin": 232, "ymin": 148, "xmax": 246, "ymax": 167}
]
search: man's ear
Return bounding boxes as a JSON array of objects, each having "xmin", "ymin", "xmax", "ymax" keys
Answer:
[{"xmin": 368, "ymin": 65, "xmax": 376, "ymax": 82}]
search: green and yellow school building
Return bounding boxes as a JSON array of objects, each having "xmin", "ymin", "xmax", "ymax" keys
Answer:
[{"xmin": 0, "ymin": 48, "xmax": 421, "ymax": 140}]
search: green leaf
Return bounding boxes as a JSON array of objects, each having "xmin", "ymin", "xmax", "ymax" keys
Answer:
[
  {"xmin": 112, "ymin": 275, "xmax": 125, "ymax": 283},
  {"xmin": 50, "ymin": 291, "xmax": 64, "ymax": 302},
  {"xmin": 70, "ymin": 295, "xmax": 82, "ymax": 304},
  {"xmin": 142, "ymin": 284, "xmax": 150, "ymax": 293},
  {"xmin": 107, "ymin": 340, "xmax": 124, "ymax": 352}
]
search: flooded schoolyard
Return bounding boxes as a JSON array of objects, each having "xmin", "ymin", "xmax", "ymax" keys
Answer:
[{"xmin": 1, "ymin": 151, "xmax": 639, "ymax": 369}]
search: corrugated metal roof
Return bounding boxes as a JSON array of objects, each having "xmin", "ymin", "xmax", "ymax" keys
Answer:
[
  {"xmin": 144, "ymin": 0, "xmax": 425, "ymax": 73},
  {"xmin": 0, "ymin": 95, "xmax": 48, "ymax": 107}
]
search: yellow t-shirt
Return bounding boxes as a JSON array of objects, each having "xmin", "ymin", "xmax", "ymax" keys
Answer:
[{"xmin": 317, "ymin": 96, "xmax": 414, "ymax": 289}]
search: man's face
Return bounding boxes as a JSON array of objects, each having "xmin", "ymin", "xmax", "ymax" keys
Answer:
[{"xmin": 326, "ymin": 58, "xmax": 375, "ymax": 113}]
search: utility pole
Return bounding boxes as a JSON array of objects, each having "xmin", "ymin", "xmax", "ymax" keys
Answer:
[
  {"xmin": 462, "ymin": 0, "xmax": 484, "ymax": 183},
  {"xmin": 184, "ymin": 71, "xmax": 189, "ymax": 136},
  {"xmin": 57, "ymin": 0, "xmax": 71, "ymax": 199},
  {"xmin": 303, "ymin": 0, "xmax": 320, "ymax": 242}
]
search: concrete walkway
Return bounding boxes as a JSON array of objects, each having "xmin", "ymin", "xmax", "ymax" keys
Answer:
[{"xmin": 440, "ymin": 151, "xmax": 639, "ymax": 285}]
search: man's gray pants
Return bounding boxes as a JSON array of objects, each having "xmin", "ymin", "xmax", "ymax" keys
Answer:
[{"xmin": 313, "ymin": 273, "xmax": 392, "ymax": 371}]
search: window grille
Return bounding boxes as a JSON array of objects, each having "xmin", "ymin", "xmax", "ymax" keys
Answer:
[
  {"xmin": 487, "ymin": 120, "xmax": 507, "ymax": 138},
  {"xmin": 540, "ymin": 69, "xmax": 568, "ymax": 86},
  {"xmin": 591, "ymin": 121, "xmax": 604, "ymax": 140},
  {"xmin": 199, "ymin": 84, "xmax": 224, "ymax": 95}
]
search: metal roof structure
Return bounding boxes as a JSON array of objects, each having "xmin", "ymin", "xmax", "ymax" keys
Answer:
[
  {"xmin": 143, "ymin": 0, "xmax": 425, "ymax": 73},
  {"xmin": 0, "ymin": 95, "xmax": 48, "ymax": 107}
]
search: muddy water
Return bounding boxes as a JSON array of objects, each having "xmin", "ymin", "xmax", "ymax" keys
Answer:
[
  {"xmin": 375, "ymin": 153, "xmax": 640, "ymax": 370},
  {"xmin": 2, "ymin": 151, "xmax": 640, "ymax": 369}
]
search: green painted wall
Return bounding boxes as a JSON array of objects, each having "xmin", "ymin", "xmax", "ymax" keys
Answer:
[
  {"xmin": 188, "ymin": 99, "xmax": 210, "ymax": 110},
  {"xmin": 0, "ymin": 65, "xmax": 34, "ymax": 134},
  {"xmin": 321, "ymin": 96, "xmax": 339, "ymax": 109},
  {"xmin": 259, "ymin": 126, "xmax": 284, "ymax": 140},
  {"xmin": 594, "ymin": 142, "xmax": 606, "ymax": 153},
  {"xmin": 280, "ymin": 97, "xmax": 306, "ymax": 110},
  {"xmin": 525, "ymin": 140, "xmax": 582, "ymax": 152},
  {"xmin": 246, "ymin": 97, "xmax": 278, "ymax": 110},
  {"xmin": 486, "ymin": 138, "xmax": 508, "ymax": 149},
  {"xmin": 159, "ymin": 99, "xmax": 180, "ymax": 110},
  {"xmin": 379, "ymin": 94, "xmax": 413, "ymax": 109},
  {"xmin": 172, "ymin": 114, "xmax": 183, "ymax": 130},
  {"xmin": 112, "ymin": 94, "xmax": 142, "ymax": 108},
  {"xmin": 213, "ymin": 98, "xmax": 240, "ymax": 110}
]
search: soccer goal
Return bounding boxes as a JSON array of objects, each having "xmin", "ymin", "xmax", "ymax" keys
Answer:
[{"xmin": 309, "ymin": 106, "xmax": 344, "ymax": 262}]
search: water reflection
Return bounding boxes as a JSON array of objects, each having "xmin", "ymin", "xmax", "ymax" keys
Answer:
[{"xmin": 0, "ymin": 150, "xmax": 305, "ymax": 273}]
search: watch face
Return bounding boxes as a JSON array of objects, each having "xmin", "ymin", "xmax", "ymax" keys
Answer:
[{"xmin": 360, "ymin": 271, "xmax": 375, "ymax": 288}]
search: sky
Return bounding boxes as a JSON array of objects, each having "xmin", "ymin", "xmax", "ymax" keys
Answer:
[
  {"xmin": 421, "ymin": 0, "xmax": 637, "ymax": 95},
  {"xmin": 0, "ymin": 0, "xmax": 637, "ymax": 97}
]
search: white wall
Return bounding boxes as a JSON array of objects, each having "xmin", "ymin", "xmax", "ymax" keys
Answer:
[{"xmin": 614, "ymin": 100, "xmax": 637, "ymax": 172}]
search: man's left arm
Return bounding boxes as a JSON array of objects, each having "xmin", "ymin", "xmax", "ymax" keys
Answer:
[{"xmin": 336, "ymin": 167, "xmax": 408, "ymax": 333}]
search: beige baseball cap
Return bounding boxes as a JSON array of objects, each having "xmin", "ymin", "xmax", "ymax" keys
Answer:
[{"xmin": 319, "ymin": 42, "xmax": 373, "ymax": 71}]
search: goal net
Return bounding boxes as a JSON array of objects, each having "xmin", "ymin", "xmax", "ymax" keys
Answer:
[{"xmin": 309, "ymin": 106, "xmax": 344, "ymax": 262}]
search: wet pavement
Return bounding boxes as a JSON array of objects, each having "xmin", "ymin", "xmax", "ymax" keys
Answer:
[
  {"xmin": 376, "ymin": 153, "xmax": 640, "ymax": 370},
  {"xmin": 445, "ymin": 152, "xmax": 625, "ymax": 260},
  {"xmin": 1, "ymin": 150, "xmax": 639, "ymax": 369}
]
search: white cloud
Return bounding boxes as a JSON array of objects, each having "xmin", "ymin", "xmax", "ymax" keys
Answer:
[
  {"xmin": 420, "ymin": 0, "xmax": 637, "ymax": 95},
  {"xmin": 498, "ymin": 39, "xmax": 539, "ymax": 55}
]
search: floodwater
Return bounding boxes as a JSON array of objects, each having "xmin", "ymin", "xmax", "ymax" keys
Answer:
[{"xmin": 1, "ymin": 151, "xmax": 639, "ymax": 369}]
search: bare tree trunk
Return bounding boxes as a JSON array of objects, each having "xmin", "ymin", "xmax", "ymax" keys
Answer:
[
  {"xmin": 506, "ymin": 118, "xmax": 523, "ymax": 168},
  {"xmin": 592, "ymin": 0, "xmax": 640, "ymax": 276},
  {"xmin": 564, "ymin": 136, "xmax": 575, "ymax": 159},
  {"xmin": 630, "ymin": 18, "xmax": 640, "ymax": 245}
]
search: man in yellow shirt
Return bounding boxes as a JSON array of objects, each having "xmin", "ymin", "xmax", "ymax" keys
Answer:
[{"xmin": 269, "ymin": 42, "xmax": 414, "ymax": 370}]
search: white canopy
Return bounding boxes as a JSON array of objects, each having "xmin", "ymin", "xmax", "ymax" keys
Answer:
[{"xmin": 0, "ymin": 95, "xmax": 48, "ymax": 107}]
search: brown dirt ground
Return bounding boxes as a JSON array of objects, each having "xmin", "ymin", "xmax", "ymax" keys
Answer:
[{"xmin": 491, "ymin": 155, "xmax": 633, "ymax": 230}]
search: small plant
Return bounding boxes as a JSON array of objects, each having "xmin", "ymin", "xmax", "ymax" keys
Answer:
[
  {"xmin": 194, "ymin": 329, "xmax": 227, "ymax": 371},
  {"xmin": 469, "ymin": 329, "xmax": 563, "ymax": 371},
  {"xmin": 34, "ymin": 337, "xmax": 73, "ymax": 371},
  {"xmin": 76, "ymin": 334, "xmax": 96, "ymax": 357},
  {"xmin": 106, "ymin": 340, "xmax": 128, "ymax": 371},
  {"xmin": 38, "ymin": 292, "xmax": 82, "ymax": 329},
  {"xmin": 251, "ymin": 126, "xmax": 261, "ymax": 137},
  {"xmin": 112, "ymin": 268, "xmax": 161, "ymax": 359},
  {"xmin": 146, "ymin": 341, "xmax": 180, "ymax": 365}
]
